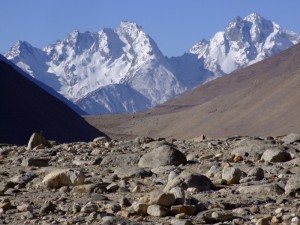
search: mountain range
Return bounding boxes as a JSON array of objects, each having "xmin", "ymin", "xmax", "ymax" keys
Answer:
[{"xmin": 5, "ymin": 13, "xmax": 300, "ymax": 114}]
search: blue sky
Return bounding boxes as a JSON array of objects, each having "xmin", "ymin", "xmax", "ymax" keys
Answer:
[{"xmin": 2, "ymin": 0, "xmax": 300, "ymax": 56}]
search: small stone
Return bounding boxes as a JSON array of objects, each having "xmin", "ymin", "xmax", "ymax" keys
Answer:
[
  {"xmin": 23, "ymin": 211, "xmax": 34, "ymax": 219},
  {"xmin": 0, "ymin": 182, "xmax": 15, "ymax": 194},
  {"xmin": 117, "ymin": 210, "xmax": 130, "ymax": 218},
  {"xmin": 206, "ymin": 166, "xmax": 221, "ymax": 178},
  {"xmin": 256, "ymin": 217, "xmax": 270, "ymax": 225},
  {"xmin": 131, "ymin": 202, "xmax": 148, "ymax": 215},
  {"xmin": 81, "ymin": 203, "xmax": 98, "ymax": 213},
  {"xmin": 250, "ymin": 205, "xmax": 260, "ymax": 214},
  {"xmin": 39, "ymin": 201, "xmax": 56, "ymax": 215},
  {"xmin": 90, "ymin": 194, "xmax": 109, "ymax": 201},
  {"xmin": 17, "ymin": 203, "xmax": 33, "ymax": 212},
  {"xmin": 171, "ymin": 205, "xmax": 195, "ymax": 216},
  {"xmin": 149, "ymin": 190, "xmax": 175, "ymax": 207},
  {"xmin": 102, "ymin": 216, "xmax": 117, "ymax": 225},
  {"xmin": 233, "ymin": 207, "xmax": 249, "ymax": 216},
  {"xmin": 285, "ymin": 175, "xmax": 300, "ymax": 196},
  {"xmin": 147, "ymin": 204, "xmax": 169, "ymax": 217},
  {"xmin": 170, "ymin": 218, "xmax": 193, "ymax": 225},
  {"xmin": 233, "ymin": 155, "xmax": 244, "ymax": 162},
  {"xmin": 119, "ymin": 197, "xmax": 131, "ymax": 207},
  {"xmin": 222, "ymin": 167, "xmax": 242, "ymax": 184},
  {"xmin": 170, "ymin": 187, "xmax": 185, "ymax": 204},
  {"xmin": 274, "ymin": 207, "xmax": 284, "ymax": 214},
  {"xmin": 175, "ymin": 213, "xmax": 186, "ymax": 219},
  {"xmin": 193, "ymin": 135, "xmax": 206, "ymax": 142},
  {"xmin": 72, "ymin": 184, "xmax": 103, "ymax": 193},
  {"xmin": 271, "ymin": 215, "xmax": 282, "ymax": 223},
  {"xmin": 248, "ymin": 167, "xmax": 264, "ymax": 180},
  {"xmin": 72, "ymin": 203, "xmax": 81, "ymax": 213},
  {"xmin": 169, "ymin": 170, "xmax": 179, "ymax": 181},
  {"xmin": 132, "ymin": 185, "xmax": 141, "ymax": 193},
  {"xmin": 105, "ymin": 142, "xmax": 112, "ymax": 148},
  {"xmin": 106, "ymin": 183, "xmax": 119, "ymax": 192},
  {"xmin": 93, "ymin": 136, "xmax": 109, "ymax": 143},
  {"xmin": 291, "ymin": 217, "xmax": 300, "ymax": 225},
  {"xmin": 0, "ymin": 198, "xmax": 12, "ymax": 212},
  {"xmin": 211, "ymin": 210, "xmax": 236, "ymax": 222}
]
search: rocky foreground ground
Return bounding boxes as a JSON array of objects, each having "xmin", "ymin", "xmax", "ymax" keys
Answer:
[{"xmin": 0, "ymin": 133, "xmax": 299, "ymax": 225}]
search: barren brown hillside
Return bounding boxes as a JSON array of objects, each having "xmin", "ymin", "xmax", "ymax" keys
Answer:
[
  {"xmin": 86, "ymin": 43, "xmax": 300, "ymax": 139},
  {"xmin": 0, "ymin": 56, "xmax": 105, "ymax": 144}
]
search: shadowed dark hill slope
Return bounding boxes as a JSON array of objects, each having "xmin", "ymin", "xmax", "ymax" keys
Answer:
[
  {"xmin": 0, "ymin": 55, "xmax": 106, "ymax": 145},
  {"xmin": 86, "ymin": 43, "xmax": 300, "ymax": 139}
]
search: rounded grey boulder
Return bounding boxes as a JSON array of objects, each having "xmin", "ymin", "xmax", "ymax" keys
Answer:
[
  {"xmin": 261, "ymin": 148, "xmax": 291, "ymax": 162},
  {"xmin": 138, "ymin": 145, "xmax": 186, "ymax": 168},
  {"xmin": 164, "ymin": 171, "xmax": 213, "ymax": 192},
  {"xmin": 285, "ymin": 175, "xmax": 300, "ymax": 196}
]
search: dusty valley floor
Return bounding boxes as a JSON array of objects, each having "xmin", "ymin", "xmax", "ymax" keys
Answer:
[{"xmin": 0, "ymin": 133, "xmax": 299, "ymax": 224}]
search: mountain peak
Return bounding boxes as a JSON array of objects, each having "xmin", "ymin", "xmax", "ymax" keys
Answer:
[
  {"xmin": 244, "ymin": 12, "xmax": 263, "ymax": 22},
  {"xmin": 117, "ymin": 21, "xmax": 146, "ymax": 42},
  {"xmin": 119, "ymin": 21, "xmax": 143, "ymax": 31},
  {"xmin": 5, "ymin": 41, "xmax": 34, "ymax": 59}
]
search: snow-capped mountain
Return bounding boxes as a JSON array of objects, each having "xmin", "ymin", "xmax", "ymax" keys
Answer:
[
  {"xmin": 5, "ymin": 21, "xmax": 186, "ymax": 114},
  {"xmin": 186, "ymin": 13, "xmax": 300, "ymax": 75},
  {"xmin": 5, "ymin": 13, "xmax": 300, "ymax": 114}
]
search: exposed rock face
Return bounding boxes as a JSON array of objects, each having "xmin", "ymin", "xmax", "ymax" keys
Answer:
[{"xmin": 0, "ymin": 135, "xmax": 299, "ymax": 224}]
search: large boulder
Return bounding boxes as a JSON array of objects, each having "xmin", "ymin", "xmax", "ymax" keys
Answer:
[
  {"xmin": 27, "ymin": 133, "xmax": 51, "ymax": 150},
  {"xmin": 114, "ymin": 167, "xmax": 152, "ymax": 179},
  {"xmin": 147, "ymin": 205, "xmax": 169, "ymax": 217},
  {"xmin": 285, "ymin": 175, "xmax": 300, "ymax": 195},
  {"xmin": 231, "ymin": 138, "xmax": 274, "ymax": 160},
  {"xmin": 149, "ymin": 190, "xmax": 176, "ymax": 207},
  {"xmin": 42, "ymin": 169, "xmax": 85, "ymax": 188},
  {"xmin": 261, "ymin": 148, "xmax": 291, "ymax": 162},
  {"xmin": 222, "ymin": 167, "xmax": 243, "ymax": 184},
  {"xmin": 238, "ymin": 183, "xmax": 284, "ymax": 195},
  {"xmin": 281, "ymin": 133, "xmax": 300, "ymax": 145},
  {"xmin": 100, "ymin": 153, "xmax": 141, "ymax": 167},
  {"xmin": 164, "ymin": 171, "xmax": 213, "ymax": 193},
  {"xmin": 138, "ymin": 145, "xmax": 186, "ymax": 168}
]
